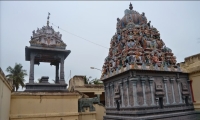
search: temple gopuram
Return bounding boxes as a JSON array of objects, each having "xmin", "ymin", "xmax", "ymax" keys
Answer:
[
  {"xmin": 25, "ymin": 13, "xmax": 70, "ymax": 91},
  {"xmin": 101, "ymin": 3, "xmax": 198, "ymax": 120}
]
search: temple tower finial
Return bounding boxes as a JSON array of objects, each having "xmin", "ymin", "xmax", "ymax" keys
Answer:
[
  {"xmin": 47, "ymin": 12, "xmax": 50, "ymax": 26},
  {"xmin": 129, "ymin": 2, "xmax": 133, "ymax": 10}
]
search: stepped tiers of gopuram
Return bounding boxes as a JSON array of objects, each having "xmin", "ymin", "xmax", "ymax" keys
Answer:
[
  {"xmin": 101, "ymin": 4, "xmax": 179, "ymax": 79},
  {"xmin": 101, "ymin": 3, "xmax": 198, "ymax": 120}
]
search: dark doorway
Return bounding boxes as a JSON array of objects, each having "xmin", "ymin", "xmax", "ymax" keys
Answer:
[
  {"xmin": 185, "ymin": 96, "xmax": 189, "ymax": 106},
  {"xmin": 116, "ymin": 100, "xmax": 120, "ymax": 111},
  {"xmin": 159, "ymin": 97, "xmax": 163, "ymax": 109}
]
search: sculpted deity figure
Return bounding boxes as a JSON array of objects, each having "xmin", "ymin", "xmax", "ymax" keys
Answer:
[
  {"xmin": 116, "ymin": 18, "xmax": 121, "ymax": 29},
  {"xmin": 144, "ymin": 29, "xmax": 150, "ymax": 37},
  {"xmin": 145, "ymin": 54, "xmax": 151, "ymax": 64},
  {"xmin": 133, "ymin": 28, "xmax": 139, "ymax": 36},
  {"xmin": 151, "ymin": 39, "xmax": 157, "ymax": 49},
  {"xmin": 152, "ymin": 53, "xmax": 159, "ymax": 65},
  {"xmin": 134, "ymin": 49, "xmax": 142, "ymax": 62},
  {"xmin": 127, "ymin": 40, "xmax": 135, "ymax": 49},
  {"xmin": 170, "ymin": 56, "xmax": 177, "ymax": 65},
  {"xmin": 147, "ymin": 21, "xmax": 151, "ymax": 29},
  {"xmin": 37, "ymin": 28, "xmax": 39, "ymax": 33},
  {"xmin": 156, "ymin": 39, "xmax": 165, "ymax": 49},
  {"xmin": 116, "ymin": 59, "xmax": 122, "ymax": 69},
  {"xmin": 117, "ymin": 33, "xmax": 121, "ymax": 42},
  {"xmin": 102, "ymin": 65, "xmax": 107, "ymax": 75},
  {"xmin": 139, "ymin": 12, "xmax": 147, "ymax": 25},
  {"xmin": 32, "ymin": 30, "xmax": 35, "ymax": 35}
]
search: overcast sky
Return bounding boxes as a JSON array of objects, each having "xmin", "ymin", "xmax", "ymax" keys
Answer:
[{"xmin": 1, "ymin": 1, "xmax": 200, "ymax": 90}]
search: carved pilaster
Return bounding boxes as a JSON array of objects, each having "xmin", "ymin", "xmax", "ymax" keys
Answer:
[
  {"xmin": 119, "ymin": 81, "xmax": 124, "ymax": 107},
  {"xmin": 124, "ymin": 78, "xmax": 131, "ymax": 107},
  {"xmin": 110, "ymin": 82, "xmax": 114, "ymax": 108},
  {"xmin": 106, "ymin": 84, "xmax": 110, "ymax": 108},
  {"xmin": 177, "ymin": 79, "xmax": 183, "ymax": 103},
  {"xmin": 170, "ymin": 78, "xmax": 176, "ymax": 104},
  {"xmin": 149, "ymin": 77, "xmax": 155, "ymax": 106},
  {"xmin": 163, "ymin": 78, "xmax": 170, "ymax": 105},
  {"xmin": 29, "ymin": 52, "xmax": 36, "ymax": 83},
  {"xmin": 59, "ymin": 55, "xmax": 65, "ymax": 84},
  {"xmin": 141, "ymin": 77, "xmax": 147, "ymax": 106},
  {"xmin": 104, "ymin": 86, "xmax": 108, "ymax": 108},
  {"xmin": 130, "ymin": 77, "xmax": 139, "ymax": 106}
]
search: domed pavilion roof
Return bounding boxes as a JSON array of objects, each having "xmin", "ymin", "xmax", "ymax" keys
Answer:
[
  {"xmin": 29, "ymin": 13, "xmax": 66, "ymax": 49},
  {"xmin": 101, "ymin": 3, "xmax": 180, "ymax": 79}
]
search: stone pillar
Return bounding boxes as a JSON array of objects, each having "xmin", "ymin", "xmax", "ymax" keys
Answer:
[
  {"xmin": 187, "ymin": 80, "xmax": 193, "ymax": 104},
  {"xmin": 59, "ymin": 55, "xmax": 65, "ymax": 84},
  {"xmin": 130, "ymin": 77, "xmax": 139, "ymax": 106},
  {"xmin": 97, "ymin": 94, "xmax": 100, "ymax": 103},
  {"xmin": 119, "ymin": 81, "xmax": 124, "ymax": 107},
  {"xmin": 141, "ymin": 77, "xmax": 147, "ymax": 106},
  {"xmin": 124, "ymin": 78, "xmax": 131, "ymax": 107},
  {"xmin": 177, "ymin": 79, "xmax": 183, "ymax": 103},
  {"xmin": 163, "ymin": 78, "xmax": 170, "ymax": 105},
  {"xmin": 170, "ymin": 78, "xmax": 176, "ymax": 104},
  {"xmin": 55, "ymin": 63, "xmax": 59, "ymax": 83},
  {"xmin": 29, "ymin": 53, "xmax": 36, "ymax": 83},
  {"xmin": 149, "ymin": 77, "xmax": 155, "ymax": 106}
]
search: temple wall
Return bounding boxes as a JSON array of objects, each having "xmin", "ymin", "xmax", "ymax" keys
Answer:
[
  {"xmin": 0, "ymin": 68, "xmax": 13, "ymax": 120},
  {"xmin": 68, "ymin": 76, "xmax": 85, "ymax": 91},
  {"xmin": 78, "ymin": 104, "xmax": 105, "ymax": 120},
  {"xmin": 9, "ymin": 92, "xmax": 104, "ymax": 120},
  {"xmin": 93, "ymin": 104, "xmax": 106, "ymax": 120},
  {"xmin": 104, "ymin": 72, "xmax": 191, "ymax": 109},
  {"xmin": 190, "ymin": 73, "xmax": 200, "ymax": 111},
  {"xmin": 78, "ymin": 112, "xmax": 96, "ymax": 120},
  {"xmin": 180, "ymin": 53, "xmax": 200, "ymax": 111},
  {"xmin": 9, "ymin": 92, "xmax": 81, "ymax": 120},
  {"xmin": 103, "ymin": 70, "xmax": 197, "ymax": 119}
]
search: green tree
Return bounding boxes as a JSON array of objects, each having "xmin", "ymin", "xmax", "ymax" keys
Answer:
[
  {"xmin": 90, "ymin": 78, "xmax": 103, "ymax": 84},
  {"xmin": 6, "ymin": 63, "xmax": 27, "ymax": 91},
  {"xmin": 84, "ymin": 76, "xmax": 92, "ymax": 84}
]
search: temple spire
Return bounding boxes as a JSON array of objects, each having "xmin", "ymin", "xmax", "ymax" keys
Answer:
[
  {"xmin": 129, "ymin": 2, "xmax": 133, "ymax": 10},
  {"xmin": 47, "ymin": 12, "xmax": 50, "ymax": 26}
]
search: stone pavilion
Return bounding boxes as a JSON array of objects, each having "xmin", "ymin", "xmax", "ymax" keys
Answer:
[{"xmin": 25, "ymin": 13, "xmax": 71, "ymax": 91}]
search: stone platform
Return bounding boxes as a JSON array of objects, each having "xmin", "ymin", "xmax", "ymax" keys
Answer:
[
  {"xmin": 25, "ymin": 76, "xmax": 68, "ymax": 92},
  {"xmin": 25, "ymin": 83, "xmax": 68, "ymax": 92}
]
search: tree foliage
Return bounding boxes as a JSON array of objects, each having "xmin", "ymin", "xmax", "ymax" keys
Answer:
[
  {"xmin": 84, "ymin": 76, "xmax": 92, "ymax": 84},
  {"xmin": 84, "ymin": 76, "xmax": 102, "ymax": 85},
  {"xmin": 6, "ymin": 63, "xmax": 27, "ymax": 91}
]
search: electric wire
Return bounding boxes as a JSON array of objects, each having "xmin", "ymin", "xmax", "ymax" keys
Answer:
[{"xmin": 50, "ymin": 22, "xmax": 109, "ymax": 49}]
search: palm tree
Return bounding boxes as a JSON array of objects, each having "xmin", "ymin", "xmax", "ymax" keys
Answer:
[{"xmin": 6, "ymin": 63, "xmax": 27, "ymax": 91}]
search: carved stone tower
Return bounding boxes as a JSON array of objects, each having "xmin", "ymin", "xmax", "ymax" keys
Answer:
[
  {"xmin": 101, "ymin": 3, "xmax": 198, "ymax": 120},
  {"xmin": 25, "ymin": 13, "xmax": 71, "ymax": 91}
]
